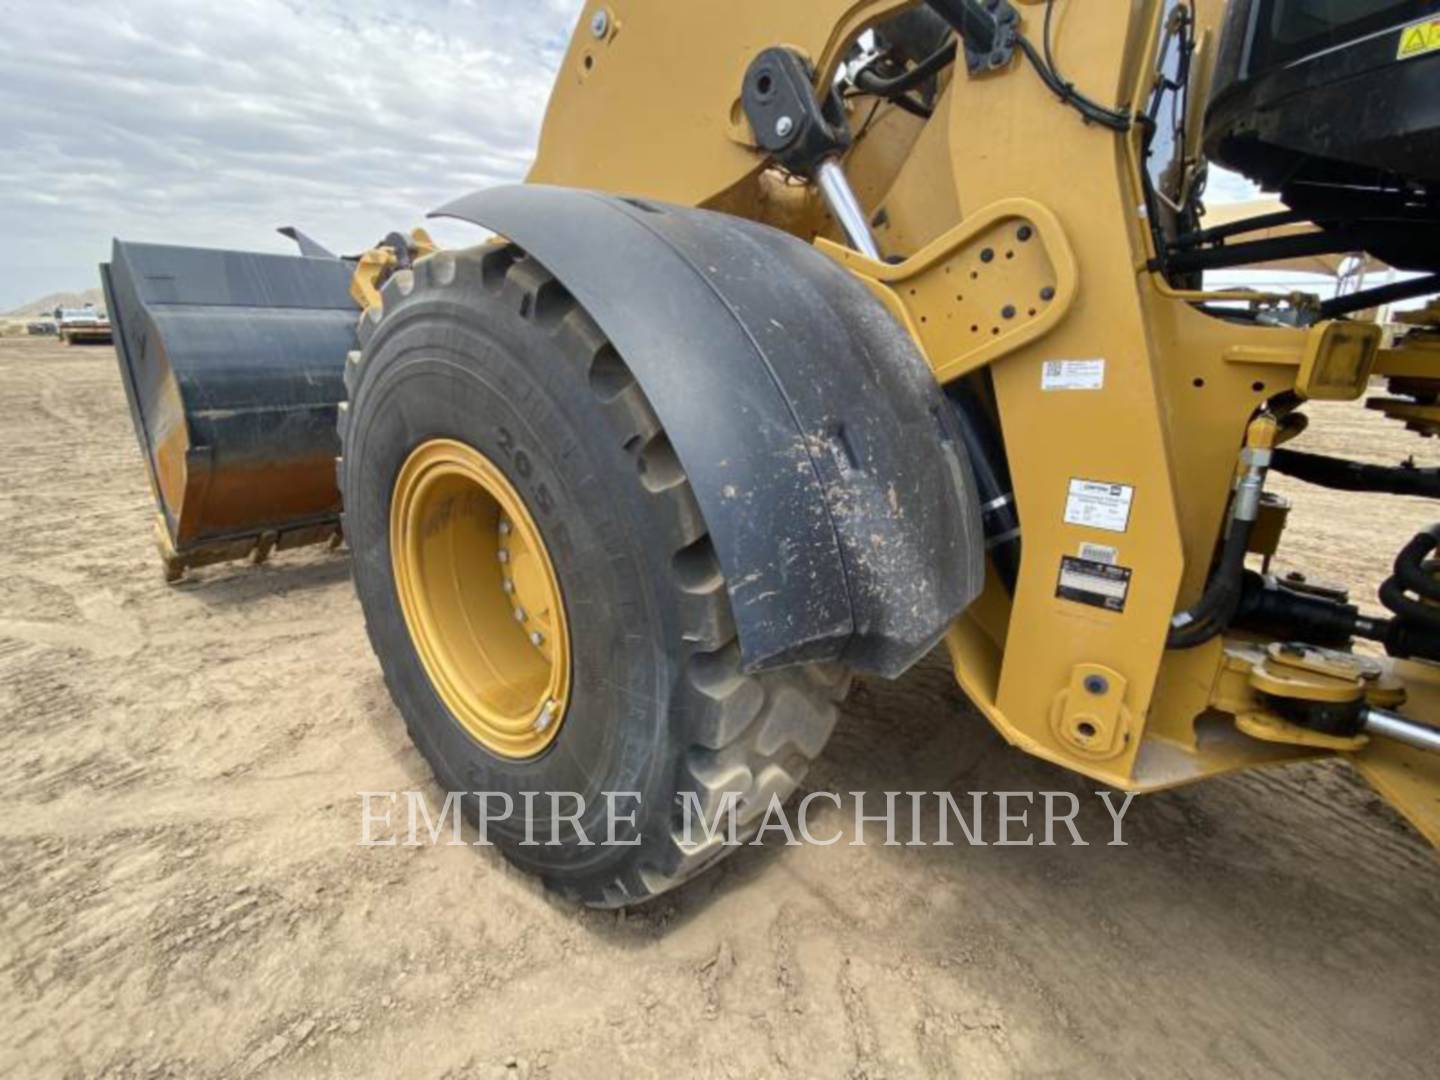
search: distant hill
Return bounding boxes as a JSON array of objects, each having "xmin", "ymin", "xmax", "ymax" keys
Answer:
[{"xmin": 4, "ymin": 287, "xmax": 105, "ymax": 318}]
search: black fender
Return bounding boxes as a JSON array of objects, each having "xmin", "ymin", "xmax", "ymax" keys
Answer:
[{"xmin": 433, "ymin": 185, "xmax": 984, "ymax": 678}]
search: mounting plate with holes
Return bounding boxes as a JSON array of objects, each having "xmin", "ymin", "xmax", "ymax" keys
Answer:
[
  {"xmin": 819, "ymin": 198, "xmax": 1077, "ymax": 383},
  {"xmin": 1049, "ymin": 663, "xmax": 1131, "ymax": 759}
]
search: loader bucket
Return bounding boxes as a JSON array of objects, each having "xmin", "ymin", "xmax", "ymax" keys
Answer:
[{"xmin": 101, "ymin": 240, "xmax": 359, "ymax": 580}]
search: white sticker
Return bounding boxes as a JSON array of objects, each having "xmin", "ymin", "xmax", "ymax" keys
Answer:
[
  {"xmin": 1057, "ymin": 557, "xmax": 1132, "ymax": 612},
  {"xmin": 1041, "ymin": 359, "xmax": 1105, "ymax": 391},
  {"xmin": 1078, "ymin": 542, "xmax": 1118, "ymax": 565},
  {"xmin": 1064, "ymin": 479, "xmax": 1134, "ymax": 534}
]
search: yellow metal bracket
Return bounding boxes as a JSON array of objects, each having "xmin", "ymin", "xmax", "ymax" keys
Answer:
[
  {"xmin": 1369, "ymin": 317, "xmax": 1440, "ymax": 436},
  {"xmin": 1210, "ymin": 642, "xmax": 1415, "ymax": 754},
  {"xmin": 818, "ymin": 198, "xmax": 1078, "ymax": 383},
  {"xmin": 350, "ymin": 227, "xmax": 439, "ymax": 313},
  {"xmin": 1236, "ymin": 711, "xmax": 1366, "ymax": 752},
  {"xmin": 1222, "ymin": 320, "xmax": 1380, "ymax": 400},
  {"xmin": 1295, "ymin": 321, "xmax": 1381, "ymax": 400},
  {"xmin": 1049, "ymin": 663, "xmax": 1132, "ymax": 760},
  {"xmin": 1247, "ymin": 642, "xmax": 1366, "ymax": 704}
]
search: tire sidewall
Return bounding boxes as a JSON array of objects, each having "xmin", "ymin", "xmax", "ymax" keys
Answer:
[{"xmin": 345, "ymin": 293, "xmax": 690, "ymax": 879}]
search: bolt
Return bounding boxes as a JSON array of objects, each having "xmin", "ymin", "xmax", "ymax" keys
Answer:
[
  {"xmin": 534, "ymin": 700, "xmax": 557, "ymax": 732},
  {"xmin": 502, "ymin": 579, "xmax": 515, "ymax": 594},
  {"xmin": 1001, "ymin": 305, "xmax": 1017, "ymax": 320},
  {"xmin": 980, "ymin": 248, "xmax": 994, "ymax": 263},
  {"xmin": 775, "ymin": 115, "xmax": 794, "ymax": 139},
  {"xmin": 513, "ymin": 607, "xmax": 526, "ymax": 622},
  {"xmin": 497, "ymin": 548, "xmax": 509, "ymax": 564},
  {"xmin": 498, "ymin": 519, "xmax": 511, "ymax": 536},
  {"xmin": 1083, "ymin": 674, "xmax": 1109, "ymax": 695},
  {"xmin": 1040, "ymin": 286, "xmax": 1056, "ymax": 301},
  {"xmin": 1017, "ymin": 224, "xmax": 1033, "ymax": 242},
  {"xmin": 530, "ymin": 630, "xmax": 545, "ymax": 647},
  {"xmin": 590, "ymin": 8, "xmax": 608, "ymax": 37}
]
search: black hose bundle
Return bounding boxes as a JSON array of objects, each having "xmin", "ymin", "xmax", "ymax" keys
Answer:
[
  {"xmin": 1381, "ymin": 525, "xmax": 1440, "ymax": 627},
  {"xmin": 925, "ymin": 0, "xmax": 1131, "ymax": 131},
  {"xmin": 1379, "ymin": 525, "xmax": 1440, "ymax": 660}
]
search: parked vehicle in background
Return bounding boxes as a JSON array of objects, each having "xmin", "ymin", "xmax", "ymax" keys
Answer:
[
  {"xmin": 56, "ymin": 304, "xmax": 112, "ymax": 346},
  {"xmin": 26, "ymin": 320, "xmax": 57, "ymax": 336}
]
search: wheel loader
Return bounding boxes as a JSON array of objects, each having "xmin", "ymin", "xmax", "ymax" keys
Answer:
[{"xmin": 101, "ymin": 0, "xmax": 1440, "ymax": 905}]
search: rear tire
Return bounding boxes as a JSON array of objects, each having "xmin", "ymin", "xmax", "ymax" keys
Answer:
[{"xmin": 338, "ymin": 243, "xmax": 849, "ymax": 907}]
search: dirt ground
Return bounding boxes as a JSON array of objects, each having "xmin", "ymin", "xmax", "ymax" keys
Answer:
[{"xmin": 1, "ymin": 333, "xmax": 1438, "ymax": 1079}]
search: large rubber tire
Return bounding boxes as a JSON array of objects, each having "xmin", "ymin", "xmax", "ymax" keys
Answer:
[{"xmin": 338, "ymin": 243, "xmax": 850, "ymax": 907}]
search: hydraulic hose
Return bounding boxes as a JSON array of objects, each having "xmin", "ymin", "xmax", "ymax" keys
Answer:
[
  {"xmin": 853, "ymin": 41, "xmax": 956, "ymax": 97},
  {"xmin": 947, "ymin": 383, "xmax": 1021, "ymax": 593},
  {"xmin": 1167, "ymin": 415, "xmax": 1276, "ymax": 649},
  {"xmin": 1270, "ymin": 448, "xmax": 1440, "ymax": 499},
  {"xmin": 1380, "ymin": 576, "xmax": 1440, "ymax": 628},
  {"xmin": 1388, "ymin": 526, "xmax": 1440, "ymax": 602},
  {"xmin": 1233, "ymin": 570, "xmax": 1386, "ymax": 647},
  {"xmin": 1167, "ymin": 517, "xmax": 1254, "ymax": 648},
  {"xmin": 1379, "ymin": 526, "xmax": 1440, "ymax": 660},
  {"xmin": 1229, "ymin": 523, "xmax": 1440, "ymax": 663}
]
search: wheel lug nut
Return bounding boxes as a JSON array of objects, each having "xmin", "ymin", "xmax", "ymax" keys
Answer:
[
  {"xmin": 502, "ymin": 579, "xmax": 515, "ymax": 594},
  {"xmin": 497, "ymin": 549, "xmax": 509, "ymax": 564},
  {"xmin": 513, "ymin": 607, "xmax": 526, "ymax": 622},
  {"xmin": 534, "ymin": 700, "xmax": 557, "ymax": 732},
  {"xmin": 530, "ymin": 630, "xmax": 544, "ymax": 646},
  {"xmin": 498, "ymin": 519, "xmax": 511, "ymax": 536}
]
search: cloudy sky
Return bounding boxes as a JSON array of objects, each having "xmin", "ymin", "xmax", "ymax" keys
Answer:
[
  {"xmin": 0, "ymin": 0, "xmax": 581, "ymax": 310},
  {"xmin": 0, "ymin": 0, "xmax": 1271, "ymax": 312}
]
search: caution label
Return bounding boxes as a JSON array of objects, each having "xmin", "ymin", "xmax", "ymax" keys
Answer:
[
  {"xmin": 1056, "ymin": 556, "xmax": 1132, "ymax": 613},
  {"xmin": 1063, "ymin": 478, "xmax": 1134, "ymax": 533},
  {"xmin": 1398, "ymin": 17, "xmax": 1440, "ymax": 60}
]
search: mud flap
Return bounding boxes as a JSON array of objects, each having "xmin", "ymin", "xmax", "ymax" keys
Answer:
[
  {"xmin": 102, "ymin": 240, "xmax": 358, "ymax": 578},
  {"xmin": 433, "ymin": 186, "xmax": 986, "ymax": 678}
]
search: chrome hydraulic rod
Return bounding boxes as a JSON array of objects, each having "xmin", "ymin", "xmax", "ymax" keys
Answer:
[
  {"xmin": 1363, "ymin": 707, "xmax": 1440, "ymax": 754},
  {"xmin": 815, "ymin": 158, "xmax": 881, "ymax": 261}
]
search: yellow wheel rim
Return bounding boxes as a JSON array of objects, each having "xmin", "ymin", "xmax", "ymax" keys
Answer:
[{"xmin": 390, "ymin": 438, "xmax": 571, "ymax": 758}]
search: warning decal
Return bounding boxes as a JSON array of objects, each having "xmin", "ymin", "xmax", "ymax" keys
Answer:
[
  {"xmin": 1063, "ymin": 478, "xmax": 1134, "ymax": 534},
  {"xmin": 1398, "ymin": 17, "xmax": 1440, "ymax": 60},
  {"xmin": 1056, "ymin": 556, "xmax": 1132, "ymax": 613}
]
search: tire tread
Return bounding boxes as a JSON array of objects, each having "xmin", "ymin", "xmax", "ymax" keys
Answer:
[{"xmin": 342, "ymin": 244, "xmax": 850, "ymax": 907}]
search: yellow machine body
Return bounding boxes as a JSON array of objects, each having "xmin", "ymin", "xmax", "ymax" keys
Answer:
[{"xmin": 519, "ymin": 0, "xmax": 1440, "ymax": 843}]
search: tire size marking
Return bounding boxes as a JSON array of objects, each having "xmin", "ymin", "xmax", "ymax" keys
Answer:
[{"xmin": 495, "ymin": 425, "xmax": 570, "ymax": 556}]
